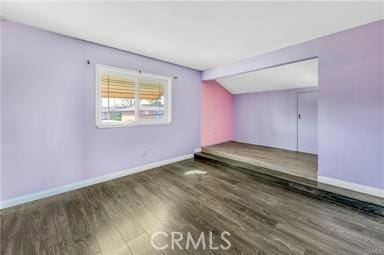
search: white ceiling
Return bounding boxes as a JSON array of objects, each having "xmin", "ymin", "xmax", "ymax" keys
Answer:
[
  {"xmin": 216, "ymin": 58, "xmax": 318, "ymax": 94},
  {"xmin": 1, "ymin": 2, "xmax": 383, "ymax": 70}
]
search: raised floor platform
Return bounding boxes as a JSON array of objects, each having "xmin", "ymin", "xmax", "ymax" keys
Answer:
[
  {"xmin": 202, "ymin": 141, "xmax": 318, "ymax": 182},
  {"xmin": 196, "ymin": 141, "xmax": 384, "ymax": 217}
]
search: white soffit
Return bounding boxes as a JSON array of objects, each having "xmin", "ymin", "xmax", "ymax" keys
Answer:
[
  {"xmin": 216, "ymin": 58, "xmax": 319, "ymax": 94},
  {"xmin": 1, "ymin": 2, "xmax": 383, "ymax": 70}
]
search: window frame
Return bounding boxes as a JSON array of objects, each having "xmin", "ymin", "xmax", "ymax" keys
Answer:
[{"xmin": 95, "ymin": 64, "xmax": 172, "ymax": 128}]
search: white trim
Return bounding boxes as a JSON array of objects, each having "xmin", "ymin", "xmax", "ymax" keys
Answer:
[
  {"xmin": 95, "ymin": 64, "xmax": 173, "ymax": 128},
  {"xmin": 318, "ymin": 176, "xmax": 384, "ymax": 199},
  {"xmin": 0, "ymin": 154, "xmax": 193, "ymax": 210},
  {"xmin": 96, "ymin": 120, "xmax": 172, "ymax": 129},
  {"xmin": 194, "ymin": 148, "xmax": 202, "ymax": 153}
]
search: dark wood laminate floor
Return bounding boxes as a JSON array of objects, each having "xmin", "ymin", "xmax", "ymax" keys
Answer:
[
  {"xmin": 1, "ymin": 159, "xmax": 383, "ymax": 255},
  {"xmin": 203, "ymin": 141, "xmax": 318, "ymax": 181}
]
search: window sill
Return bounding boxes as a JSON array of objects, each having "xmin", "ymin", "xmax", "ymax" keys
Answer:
[{"xmin": 96, "ymin": 120, "xmax": 172, "ymax": 128}]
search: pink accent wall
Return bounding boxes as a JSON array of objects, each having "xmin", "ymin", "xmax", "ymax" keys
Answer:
[{"xmin": 201, "ymin": 80, "xmax": 233, "ymax": 146}]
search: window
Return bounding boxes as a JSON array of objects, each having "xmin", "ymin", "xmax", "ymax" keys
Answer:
[{"xmin": 96, "ymin": 65, "xmax": 172, "ymax": 128}]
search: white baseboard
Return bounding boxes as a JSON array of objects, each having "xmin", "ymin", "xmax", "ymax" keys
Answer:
[
  {"xmin": 0, "ymin": 153, "xmax": 194, "ymax": 210},
  {"xmin": 194, "ymin": 148, "xmax": 202, "ymax": 153},
  {"xmin": 318, "ymin": 176, "xmax": 384, "ymax": 198}
]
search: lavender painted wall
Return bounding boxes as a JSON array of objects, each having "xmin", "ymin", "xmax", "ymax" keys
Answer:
[
  {"xmin": 233, "ymin": 88, "xmax": 317, "ymax": 152},
  {"xmin": 0, "ymin": 21, "xmax": 201, "ymax": 200},
  {"xmin": 207, "ymin": 20, "xmax": 384, "ymax": 189}
]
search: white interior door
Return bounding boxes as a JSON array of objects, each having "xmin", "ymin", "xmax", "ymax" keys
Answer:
[{"xmin": 298, "ymin": 92, "xmax": 318, "ymax": 154}]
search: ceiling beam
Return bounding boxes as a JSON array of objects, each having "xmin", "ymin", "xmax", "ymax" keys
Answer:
[{"xmin": 201, "ymin": 38, "xmax": 319, "ymax": 81}]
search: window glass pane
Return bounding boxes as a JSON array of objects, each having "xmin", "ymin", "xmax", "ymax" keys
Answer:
[
  {"xmin": 138, "ymin": 77, "xmax": 166, "ymax": 121},
  {"xmin": 97, "ymin": 65, "xmax": 171, "ymax": 127},
  {"xmin": 101, "ymin": 74, "xmax": 136, "ymax": 123}
]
